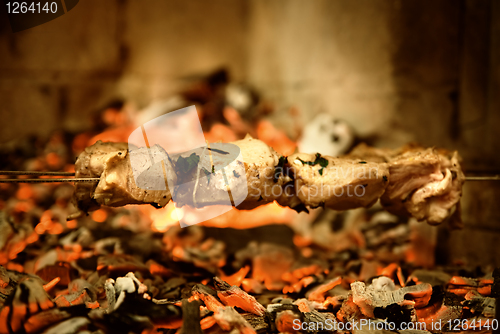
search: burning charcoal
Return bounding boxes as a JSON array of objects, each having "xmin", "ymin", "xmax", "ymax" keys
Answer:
[
  {"xmin": 241, "ymin": 313, "xmax": 268, "ymax": 332},
  {"xmin": 200, "ymin": 316, "xmax": 217, "ymax": 331},
  {"xmin": 43, "ymin": 277, "xmax": 61, "ymax": 293},
  {"xmin": 0, "ymin": 277, "xmax": 54, "ymax": 333},
  {"xmin": 54, "ymin": 289, "xmax": 92, "ymax": 307},
  {"xmin": 53, "ymin": 277, "xmax": 98, "ymax": 308},
  {"xmin": 0, "ymin": 266, "xmax": 10, "ymax": 290},
  {"xmin": 351, "ymin": 279, "xmax": 432, "ymax": 317},
  {"xmin": 179, "ymin": 299, "xmax": 203, "ymax": 334},
  {"xmin": 23, "ymin": 308, "xmax": 71, "ymax": 333},
  {"xmin": 267, "ymin": 302, "xmax": 302, "ymax": 333},
  {"xmin": 293, "ymin": 298, "xmax": 321, "ymax": 313},
  {"xmin": 36, "ymin": 263, "xmax": 77, "ymax": 287},
  {"xmin": 306, "ymin": 276, "xmax": 342, "ymax": 302},
  {"xmin": 219, "ymin": 265, "xmax": 250, "ymax": 287},
  {"xmin": 191, "ymin": 284, "xmax": 225, "ymax": 312},
  {"xmin": 294, "ymin": 298, "xmax": 336, "ymax": 325},
  {"xmin": 214, "ymin": 277, "xmax": 266, "ymax": 316},
  {"xmin": 283, "ymin": 276, "xmax": 316, "ymax": 294},
  {"xmin": 69, "ymin": 279, "xmax": 98, "ymax": 301},
  {"xmin": 407, "ymin": 269, "xmax": 451, "ymax": 287},
  {"xmin": 275, "ymin": 309, "xmax": 302, "ymax": 333},
  {"xmin": 157, "ymin": 277, "xmax": 187, "ymax": 300},
  {"xmin": 41, "ymin": 316, "xmax": 90, "ymax": 334},
  {"xmin": 146, "ymin": 259, "xmax": 172, "ymax": 278},
  {"xmin": 337, "ymin": 294, "xmax": 362, "ymax": 323},
  {"xmin": 0, "ymin": 267, "xmax": 24, "ymax": 307},
  {"xmin": 91, "ymin": 293, "xmax": 182, "ymax": 333},
  {"xmin": 447, "ymin": 276, "xmax": 493, "ymax": 297},
  {"xmin": 323, "ymin": 294, "xmax": 347, "ymax": 311},
  {"xmin": 212, "ymin": 306, "xmax": 256, "ymax": 334},
  {"xmin": 463, "ymin": 290, "xmax": 495, "ymax": 318},
  {"xmin": 417, "ymin": 302, "xmax": 462, "ymax": 330},
  {"xmin": 96, "ymin": 254, "xmax": 149, "ymax": 275}
]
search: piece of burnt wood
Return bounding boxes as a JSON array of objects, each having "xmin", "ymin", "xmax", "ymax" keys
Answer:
[
  {"xmin": 179, "ymin": 299, "xmax": 203, "ymax": 334},
  {"xmin": 294, "ymin": 298, "xmax": 338, "ymax": 331},
  {"xmin": 214, "ymin": 277, "xmax": 266, "ymax": 316},
  {"xmin": 93, "ymin": 294, "xmax": 182, "ymax": 333},
  {"xmin": 146, "ymin": 259, "xmax": 172, "ymax": 278},
  {"xmin": 417, "ymin": 302, "xmax": 462, "ymax": 330},
  {"xmin": 213, "ymin": 306, "xmax": 256, "ymax": 334},
  {"xmin": 96, "ymin": 254, "xmax": 149, "ymax": 276},
  {"xmin": 23, "ymin": 308, "xmax": 71, "ymax": 333},
  {"xmin": 191, "ymin": 284, "xmax": 224, "ymax": 312},
  {"xmin": 463, "ymin": 290, "xmax": 495, "ymax": 318},
  {"xmin": 351, "ymin": 281, "xmax": 433, "ymax": 317},
  {"xmin": 447, "ymin": 276, "xmax": 493, "ymax": 296},
  {"xmin": 157, "ymin": 277, "xmax": 187, "ymax": 300},
  {"xmin": 36, "ymin": 262, "xmax": 76, "ymax": 287},
  {"xmin": 266, "ymin": 302, "xmax": 303, "ymax": 333},
  {"xmin": 0, "ymin": 266, "xmax": 9, "ymax": 289},
  {"xmin": 54, "ymin": 289, "xmax": 92, "ymax": 308},
  {"xmin": 306, "ymin": 276, "xmax": 342, "ymax": 302},
  {"xmin": 241, "ymin": 313, "xmax": 268, "ymax": 333},
  {"xmin": 337, "ymin": 294, "xmax": 362, "ymax": 323},
  {"xmin": 275, "ymin": 309, "xmax": 301, "ymax": 333},
  {"xmin": 0, "ymin": 277, "xmax": 55, "ymax": 333},
  {"xmin": 0, "ymin": 266, "xmax": 14, "ymax": 308}
]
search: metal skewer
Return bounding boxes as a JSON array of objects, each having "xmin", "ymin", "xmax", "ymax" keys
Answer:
[
  {"xmin": 464, "ymin": 175, "xmax": 500, "ymax": 181},
  {"xmin": 0, "ymin": 170, "xmax": 499, "ymax": 183},
  {"xmin": 0, "ymin": 171, "xmax": 99, "ymax": 183},
  {"xmin": 0, "ymin": 171, "xmax": 75, "ymax": 176},
  {"xmin": 0, "ymin": 178, "xmax": 100, "ymax": 183}
]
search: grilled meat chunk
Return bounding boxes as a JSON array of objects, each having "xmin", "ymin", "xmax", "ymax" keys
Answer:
[
  {"xmin": 287, "ymin": 153, "xmax": 389, "ymax": 210},
  {"xmin": 348, "ymin": 144, "xmax": 465, "ymax": 225}
]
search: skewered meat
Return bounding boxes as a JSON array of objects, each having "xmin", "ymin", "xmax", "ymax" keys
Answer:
[
  {"xmin": 287, "ymin": 152, "xmax": 389, "ymax": 210},
  {"xmin": 68, "ymin": 138, "xmax": 464, "ymax": 225},
  {"xmin": 170, "ymin": 136, "xmax": 282, "ymax": 209},
  {"xmin": 94, "ymin": 144, "xmax": 175, "ymax": 208},
  {"xmin": 348, "ymin": 143, "xmax": 465, "ymax": 225},
  {"xmin": 70, "ymin": 141, "xmax": 128, "ymax": 218},
  {"xmin": 69, "ymin": 141, "xmax": 174, "ymax": 220}
]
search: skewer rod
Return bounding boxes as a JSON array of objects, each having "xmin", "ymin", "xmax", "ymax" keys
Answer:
[
  {"xmin": 0, "ymin": 178, "xmax": 100, "ymax": 183},
  {"xmin": 0, "ymin": 171, "xmax": 75, "ymax": 176},
  {"xmin": 464, "ymin": 175, "xmax": 500, "ymax": 181},
  {"xmin": 0, "ymin": 170, "xmax": 498, "ymax": 183}
]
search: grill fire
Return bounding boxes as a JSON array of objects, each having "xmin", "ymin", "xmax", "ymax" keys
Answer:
[{"xmin": 0, "ymin": 70, "xmax": 498, "ymax": 334}]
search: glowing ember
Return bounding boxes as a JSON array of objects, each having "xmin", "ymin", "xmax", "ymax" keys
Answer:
[
  {"xmin": 35, "ymin": 210, "xmax": 64, "ymax": 235},
  {"xmin": 91, "ymin": 209, "xmax": 108, "ymax": 223},
  {"xmin": 149, "ymin": 202, "xmax": 180, "ymax": 232}
]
